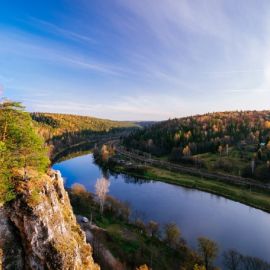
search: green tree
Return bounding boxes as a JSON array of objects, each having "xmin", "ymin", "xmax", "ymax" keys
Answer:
[
  {"xmin": 0, "ymin": 100, "xmax": 49, "ymax": 203},
  {"xmin": 193, "ymin": 264, "xmax": 206, "ymax": 270}
]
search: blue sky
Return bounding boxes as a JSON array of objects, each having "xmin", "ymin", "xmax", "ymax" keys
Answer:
[{"xmin": 0, "ymin": 0, "xmax": 270, "ymax": 120}]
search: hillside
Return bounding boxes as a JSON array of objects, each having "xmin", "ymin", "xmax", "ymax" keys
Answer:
[
  {"xmin": 31, "ymin": 113, "xmax": 139, "ymax": 160},
  {"xmin": 124, "ymin": 111, "xmax": 270, "ymax": 182},
  {"xmin": 31, "ymin": 112, "xmax": 138, "ymax": 140}
]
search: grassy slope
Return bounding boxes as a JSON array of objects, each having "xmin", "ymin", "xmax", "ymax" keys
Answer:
[{"xmin": 157, "ymin": 146, "xmax": 254, "ymax": 176}]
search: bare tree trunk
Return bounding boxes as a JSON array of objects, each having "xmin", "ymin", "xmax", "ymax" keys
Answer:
[
  {"xmin": 23, "ymin": 158, "xmax": 27, "ymax": 181},
  {"xmin": 90, "ymin": 212, "xmax": 93, "ymax": 225},
  {"xmin": 100, "ymin": 200, "xmax": 104, "ymax": 214},
  {"xmin": 2, "ymin": 120, "xmax": 7, "ymax": 142}
]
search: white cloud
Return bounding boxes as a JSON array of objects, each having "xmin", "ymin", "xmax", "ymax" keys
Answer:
[
  {"xmin": 24, "ymin": 93, "xmax": 191, "ymax": 120},
  {"xmin": 1, "ymin": 0, "xmax": 270, "ymax": 120},
  {"xmin": 28, "ymin": 17, "xmax": 97, "ymax": 44},
  {"xmin": 0, "ymin": 29, "xmax": 123, "ymax": 76}
]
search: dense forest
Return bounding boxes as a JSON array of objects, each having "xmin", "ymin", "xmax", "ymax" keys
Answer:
[{"xmin": 124, "ymin": 111, "xmax": 270, "ymax": 181}]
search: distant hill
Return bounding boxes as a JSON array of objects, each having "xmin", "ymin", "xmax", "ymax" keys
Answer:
[
  {"xmin": 31, "ymin": 112, "xmax": 140, "ymax": 159},
  {"xmin": 124, "ymin": 111, "xmax": 270, "ymax": 182},
  {"xmin": 135, "ymin": 121, "xmax": 157, "ymax": 128},
  {"xmin": 31, "ymin": 112, "xmax": 139, "ymax": 140}
]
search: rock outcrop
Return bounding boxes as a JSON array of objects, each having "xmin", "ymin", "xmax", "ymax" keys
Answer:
[
  {"xmin": 0, "ymin": 207, "xmax": 24, "ymax": 269},
  {"xmin": 0, "ymin": 170, "xmax": 99, "ymax": 270}
]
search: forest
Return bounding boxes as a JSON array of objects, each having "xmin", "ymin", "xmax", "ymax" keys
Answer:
[
  {"xmin": 124, "ymin": 111, "xmax": 270, "ymax": 182},
  {"xmin": 31, "ymin": 112, "xmax": 138, "ymax": 158},
  {"xmin": 31, "ymin": 112, "xmax": 137, "ymax": 141}
]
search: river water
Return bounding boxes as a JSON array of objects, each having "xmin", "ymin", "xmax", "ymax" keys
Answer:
[{"xmin": 53, "ymin": 153, "xmax": 270, "ymax": 264}]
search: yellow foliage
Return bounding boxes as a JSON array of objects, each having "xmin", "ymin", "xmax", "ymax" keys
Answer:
[
  {"xmin": 32, "ymin": 112, "xmax": 136, "ymax": 141},
  {"xmin": 193, "ymin": 264, "xmax": 206, "ymax": 270},
  {"xmin": 71, "ymin": 183, "xmax": 87, "ymax": 195},
  {"xmin": 265, "ymin": 121, "xmax": 270, "ymax": 129},
  {"xmin": 0, "ymin": 248, "xmax": 2, "ymax": 269},
  {"xmin": 136, "ymin": 265, "xmax": 150, "ymax": 270},
  {"xmin": 183, "ymin": 145, "xmax": 191, "ymax": 156}
]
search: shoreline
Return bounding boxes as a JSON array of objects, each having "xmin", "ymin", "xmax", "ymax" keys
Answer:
[
  {"xmin": 108, "ymin": 163, "xmax": 270, "ymax": 214},
  {"xmin": 53, "ymin": 143, "xmax": 270, "ymax": 214}
]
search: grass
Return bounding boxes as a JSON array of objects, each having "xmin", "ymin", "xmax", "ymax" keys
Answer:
[
  {"xmin": 112, "ymin": 164, "xmax": 270, "ymax": 213},
  {"xmin": 0, "ymin": 178, "xmax": 15, "ymax": 204},
  {"xmin": 156, "ymin": 146, "xmax": 258, "ymax": 176},
  {"xmin": 93, "ymin": 216, "xmax": 197, "ymax": 269},
  {"xmin": 194, "ymin": 149, "xmax": 247, "ymax": 175}
]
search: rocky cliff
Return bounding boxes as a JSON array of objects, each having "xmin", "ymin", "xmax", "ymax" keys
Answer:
[{"xmin": 0, "ymin": 170, "xmax": 99, "ymax": 270}]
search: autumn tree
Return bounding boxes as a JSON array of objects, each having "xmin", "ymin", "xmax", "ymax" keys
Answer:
[
  {"xmin": 223, "ymin": 249, "xmax": 242, "ymax": 270},
  {"xmin": 164, "ymin": 223, "xmax": 181, "ymax": 248},
  {"xmin": 71, "ymin": 183, "xmax": 87, "ymax": 195},
  {"xmin": 267, "ymin": 141, "xmax": 270, "ymax": 151},
  {"xmin": 183, "ymin": 145, "xmax": 191, "ymax": 156},
  {"xmin": 193, "ymin": 264, "xmax": 206, "ymax": 270},
  {"xmin": 197, "ymin": 237, "xmax": 218, "ymax": 270},
  {"xmin": 95, "ymin": 177, "xmax": 110, "ymax": 214},
  {"xmin": 218, "ymin": 145, "xmax": 223, "ymax": 156},
  {"xmin": 101, "ymin": 144, "xmax": 110, "ymax": 161},
  {"xmin": 147, "ymin": 220, "xmax": 159, "ymax": 237},
  {"xmin": 264, "ymin": 120, "xmax": 270, "ymax": 129},
  {"xmin": 136, "ymin": 265, "xmax": 150, "ymax": 270}
]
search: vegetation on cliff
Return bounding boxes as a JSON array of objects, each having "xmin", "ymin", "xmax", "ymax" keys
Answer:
[
  {"xmin": 0, "ymin": 100, "xmax": 99, "ymax": 269},
  {"xmin": 0, "ymin": 100, "xmax": 49, "ymax": 204}
]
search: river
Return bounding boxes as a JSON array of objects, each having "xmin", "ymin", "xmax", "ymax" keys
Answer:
[{"xmin": 53, "ymin": 153, "xmax": 270, "ymax": 264}]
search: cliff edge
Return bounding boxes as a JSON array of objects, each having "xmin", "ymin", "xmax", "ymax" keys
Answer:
[{"xmin": 0, "ymin": 170, "xmax": 99, "ymax": 270}]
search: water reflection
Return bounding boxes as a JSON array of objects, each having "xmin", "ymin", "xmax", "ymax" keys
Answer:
[
  {"xmin": 121, "ymin": 174, "xmax": 151, "ymax": 185},
  {"xmin": 53, "ymin": 153, "xmax": 270, "ymax": 264}
]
